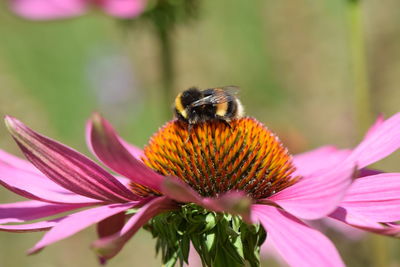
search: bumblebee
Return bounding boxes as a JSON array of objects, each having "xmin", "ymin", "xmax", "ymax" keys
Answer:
[{"xmin": 174, "ymin": 86, "xmax": 244, "ymax": 127}]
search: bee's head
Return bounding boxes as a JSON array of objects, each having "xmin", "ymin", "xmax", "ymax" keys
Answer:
[
  {"xmin": 174, "ymin": 87, "xmax": 202, "ymax": 121},
  {"xmin": 180, "ymin": 87, "xmax": 202, "ymax": 108}
]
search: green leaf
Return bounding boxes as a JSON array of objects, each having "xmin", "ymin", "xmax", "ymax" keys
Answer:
[
  {"xmin": 213, "ymin": 244, "xmax": 243, "ymax": 267},
  {"xmin": 205, "ymin": 232, "xmax": 216, "ymax": 251},
  {"xmin": 145, "ymin": 204, "xmax": 265, "ymax": 267},
  {"xmin": 181, "ymin": 235, "xmax": 190, "ymax": 263}
]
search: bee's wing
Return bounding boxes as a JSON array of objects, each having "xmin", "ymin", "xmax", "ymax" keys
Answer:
[
  {"xmin": 190, "ymin": 86, "xmax": 240, "ymax": 107},
  {"xmin": 221, "ymin": 85, "xmax": 240, "ymax": 95}
]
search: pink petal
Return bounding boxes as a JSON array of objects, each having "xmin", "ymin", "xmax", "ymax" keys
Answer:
[
  {"xmin": 293, "ymin": 146, "xmax": 351, "ymax": 177},
  {"xmin": 186, "ymin": 243, "xmax": 202, "ymax": 267},
  {"xmin": 346, "ymin": 112, "xmax": 400, "ymax": 168},
  {"xmin": 304, "ymin": 217, "xmax": 365, "ymax": 241},
  {"xmin": 28, "ymin": 202, "xmax": 139, "ymax": 254},
  {"xmin": 161, "ymin": 177, "xmax": 203, "ymax": 203},
  {"xmin": 357, "ymin": 168, "xmax": 382, "ymax": 178},
  {"xmin": 85, "ymin": 117, "xmax": 144, "ymax": 161},
  {"xmin": 118, "ymin": 139, "xmax": 144, "ymax": 161},
  {"xmin": 321, "ymin": 217, "xmax": 365, "ymax": 240},
  {"xmin": 101, "ymin": 0, "xmax": 146, "ymax": 18},
  {"xmin": 162, "ymin": 177, "xmax": 252, "ymax": 222},
  {"xmin": 97, "ymin": 212, "xmax": 125, "ymax": 238},
  {"xmin": 363, "ymin": 114, "xmax": 384, "ymax": 139},
  {"xmin": 11, "ymin": 0, "xmax": 87, "ymax": 20},
  {"xmin": 260, "ymin": 240, "xmax": 286, "ymax": 266},
  {"xmin": 203, "ymin": 192, "xmax": 252, "ymax": 223},
  {"xmin": 114, "ymin": 175, "xmax": 131, "ymax": 188},
  {"xmin": 267, "ymin": 162, "xmax": 356, "ymax": 220},
  {"xmin": 382, "ymin": 224, "xmax": 400, "ymax": 237},
  {"xmin": 0, "ymin": 162, "xmax": 100, "ymax": 204},
  {"xmin": 87, "ymin": 113, "xmax": 163, "ymax": 191},
  {"xmin": 92, "ymin": 197, "xmax": 176, "ymax": 260},
  {"xmin": 330, "ymin": 207, "xmax": 387, "ymax": 228},
  {"xmin": 5, "ymin": 116, "xmax": 139, "ymax": 203},
  {"xmin": 0, "ymin": 200, "xmax": 90, "ymax": 224},
  {"xmin": 0, "ymin": 149, "xmax": 41, "ymax": 174},
  {"xmin": 252, "ymin": 204, "xmax": 345, "ymax": 267},
  {"xmin": 339, "ymin": 173, "xmax": 400, "ymax": 222},
  {"xmin": 0, "ymin": 218, "xmax": 62, "ymax": 233},
  {"xmin": 330, "ymin": 207, "xmax": 400, "ymax": 237}
]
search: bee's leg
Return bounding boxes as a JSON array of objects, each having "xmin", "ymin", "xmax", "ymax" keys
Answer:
[
  {"xmin": 220, "ymin": 119, "xmax": 232, "ymax": 129},
  {"xmin": 185, "ymin": 123, "xmax": 193, "ymax": 143}
]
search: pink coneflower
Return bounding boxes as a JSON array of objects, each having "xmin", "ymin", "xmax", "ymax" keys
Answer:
[
  {"xmin": 10, "ymin": 0, "xmax": 147, "ymax": 20},
  {"xmin": 291, "ymin": 114, "xmax": 400, "ymax": 236},
  {"xmin": 0, "ymin": 112, "xmax": 399, "ymax": 266},
  {"xmin": 255, "ymin": 114, "xmax": 400, "ymax": 265}
]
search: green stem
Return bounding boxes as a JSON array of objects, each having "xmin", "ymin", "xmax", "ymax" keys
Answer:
[
  {"xmin": 347, "ymin": 0, "xmax": 373, "ymax": 137},
  {"xmin": 347, "ymin": 1, "xmax": 388, "ymax": 264},
  {"xmin": 156, "ymin": 25, "xmax": 175, "ymax": 120},
  {"xmin": 370, "ymin": 234, "xmax": 389, "ymax": 267}
]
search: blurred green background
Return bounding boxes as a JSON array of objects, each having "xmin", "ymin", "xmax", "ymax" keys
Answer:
[{"xmin": 0, "ymin": 0, "xmax": 399, "ymax": 266}]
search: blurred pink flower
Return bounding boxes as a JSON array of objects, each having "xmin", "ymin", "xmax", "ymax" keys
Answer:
[
  {"xmin": 10, "ymin": 0, "xmax": 147, "ymax": 20},
  {"xmin": 0, "ymin": 112, "xmax": 399, "ymax": 266}
]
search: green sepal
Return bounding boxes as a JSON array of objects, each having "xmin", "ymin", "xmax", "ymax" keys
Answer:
[{"xmin": 145, "ymin": 204, "xmax": 266, "ymax": 267}]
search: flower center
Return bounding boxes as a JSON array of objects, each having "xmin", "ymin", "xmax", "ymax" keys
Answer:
[{"xmin": 140, "ymin": 117, "xmax": 300, "ymax": 199}]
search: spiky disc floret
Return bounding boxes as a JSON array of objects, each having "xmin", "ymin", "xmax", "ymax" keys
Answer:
[{"xmin": 140, "ymin": 117, "xmax": 300, "ymax": 199}]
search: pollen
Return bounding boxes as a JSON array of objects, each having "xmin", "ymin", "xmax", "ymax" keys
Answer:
[{"xmin": 140, "ymin": 118, "xmax": 300, "ymax": 199}]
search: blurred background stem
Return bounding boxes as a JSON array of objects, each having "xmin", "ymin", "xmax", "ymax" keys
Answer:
[
  {"xmin": 156, "ymin": 24, "xmax": 175, "ymax": 119},
  {"xmin": 370, "ymin": 235, "xmax": 390, "ymax": 267},
  {"xmin": 347, "ymin": 0, "xmax": 373, "ymax": 137},
  {"xmin": 347, "ymin": 0, "xmax": 389, "ymax": 266}
]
